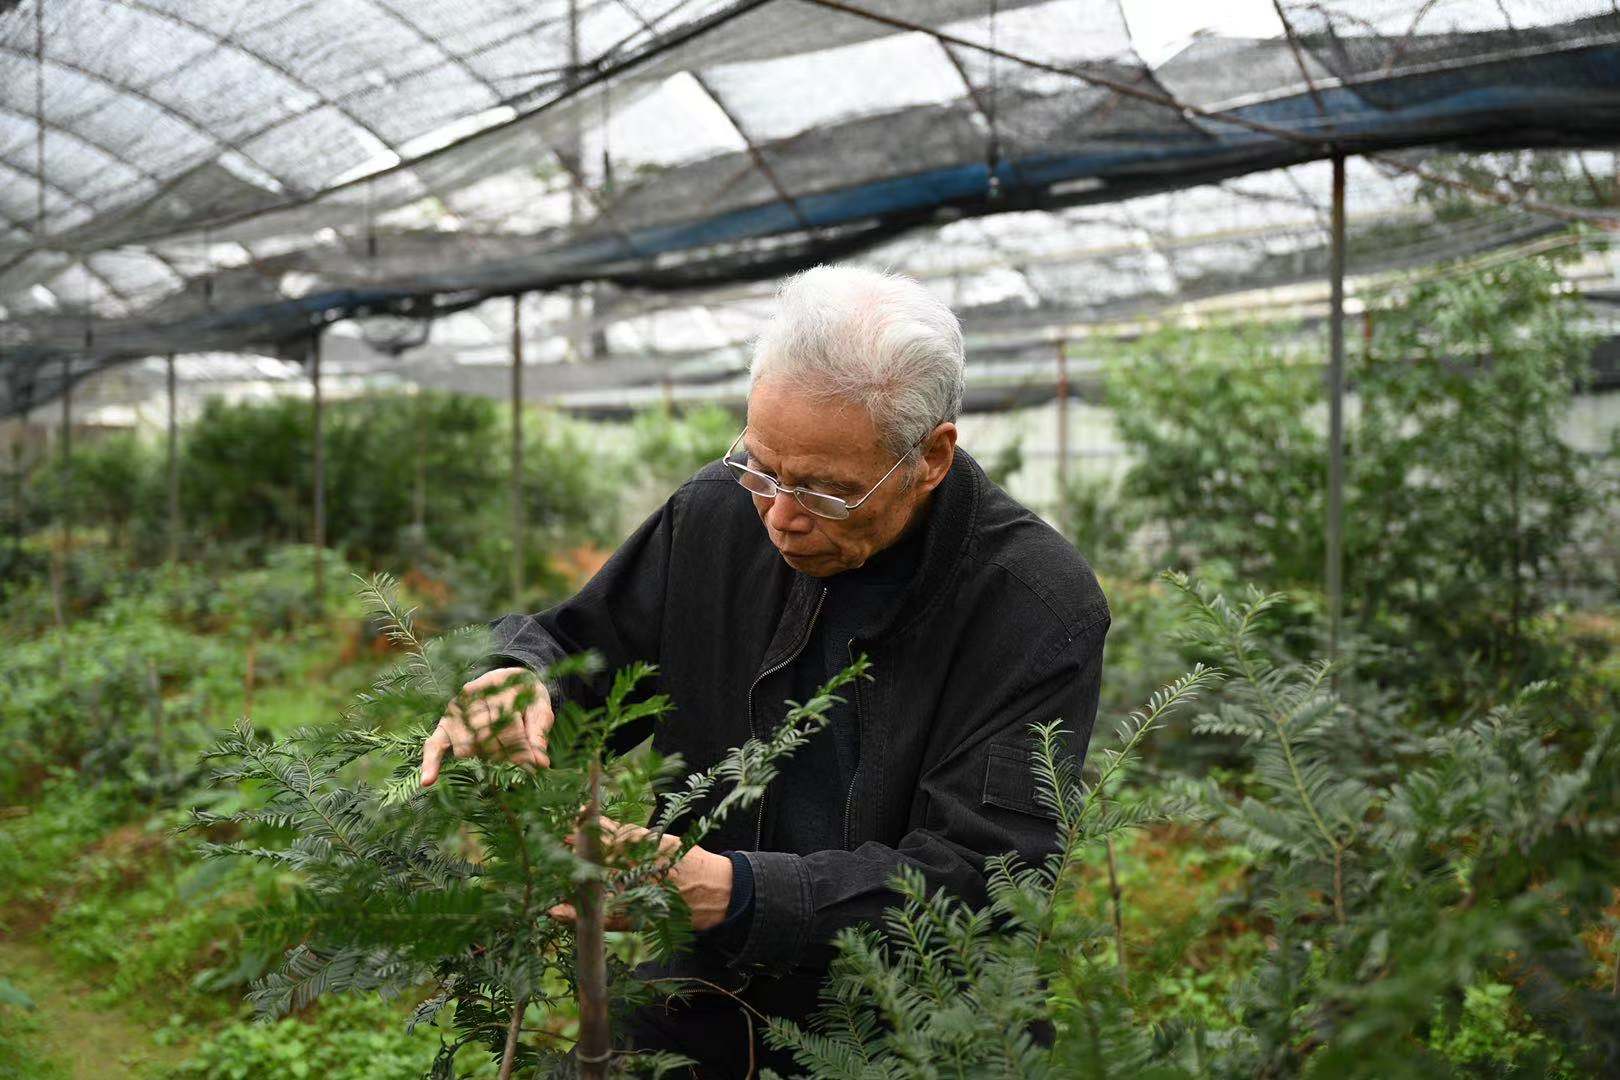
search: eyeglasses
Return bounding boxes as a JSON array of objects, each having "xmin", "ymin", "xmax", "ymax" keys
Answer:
[{"xmin": 723, "ymin": 429, "xmax": 920, "ymax": 520}]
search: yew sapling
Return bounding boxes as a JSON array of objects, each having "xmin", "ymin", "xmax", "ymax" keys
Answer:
[{"xmin": 186, "ymin": 573, "xmax": 869, "ymax": 1078}]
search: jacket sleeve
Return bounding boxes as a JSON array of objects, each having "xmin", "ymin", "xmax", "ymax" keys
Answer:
[
  {"xmin": 729, "ymin": 608, "xmax": 1109, "ymax": 971},
  {"xmin": 481, "ymin": 485, "xmax": 681, "ymax": 748}
]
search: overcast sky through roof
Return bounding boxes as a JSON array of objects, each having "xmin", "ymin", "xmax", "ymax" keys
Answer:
[{"xmin": 1119, "ymin": 0, "xmax": 1284, "ymax": 63}]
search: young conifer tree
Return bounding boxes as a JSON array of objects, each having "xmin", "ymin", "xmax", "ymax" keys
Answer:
[
  {"xmin": 1168, "ymin": 572, "xmax": 1620, "ymax": 1077},
  {"xmin": 188, "ymin": 573, "xmax": 869, "ymax": 1078},
  {"xmin": 758, "ymin": 665, "xmax": 1221, "ymax": 1077},
  {"xmin": 757, "ymin": 576, "xmax": 1620, "ymax": 1077}
]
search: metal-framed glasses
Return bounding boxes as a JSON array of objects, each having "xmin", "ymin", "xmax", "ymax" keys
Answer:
[{"xmin": 723, "ymin": 429, "xmax": 918, "ymax": 520}]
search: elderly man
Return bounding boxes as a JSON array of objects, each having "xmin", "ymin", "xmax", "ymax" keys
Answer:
[{"xmin": 420, "ymin": 265, "xmax": 1109, "ymax": 1076}]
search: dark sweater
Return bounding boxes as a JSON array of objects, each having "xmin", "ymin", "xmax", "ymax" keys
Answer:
[{"xmin": 702, "ymin": 513, "xmax": 928, "ymax": 950}]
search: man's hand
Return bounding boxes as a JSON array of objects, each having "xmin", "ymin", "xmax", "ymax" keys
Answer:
[
  {"xmin": 419, "ymin": 667, "xmax": 553, "ymax": 786},
  {"xmin": 547, "ymin": 815, "xmax": 734, "ymax": 932}
]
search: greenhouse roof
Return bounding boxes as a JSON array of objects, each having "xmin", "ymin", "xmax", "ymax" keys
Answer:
[{"xmin": 4, "ymin": 0, "xmax": 1620, "ymax": 417}]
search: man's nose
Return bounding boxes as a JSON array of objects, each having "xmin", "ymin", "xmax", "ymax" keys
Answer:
[{"xmin": 764, "ymin": 490, "xmax": 812, "ymax": 533}]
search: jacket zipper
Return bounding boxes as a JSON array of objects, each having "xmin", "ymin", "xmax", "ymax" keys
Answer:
[
  {"xmin": 747, "ymin": 585, "xmax": 828, "ymax": 852},
  {"xmin": 842, "ymin": 637, "xmax": 861, "ymax": 852}
]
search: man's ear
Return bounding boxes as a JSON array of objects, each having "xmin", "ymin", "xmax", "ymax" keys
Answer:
[{"xmin": 918, "ymin": 422, "xmax": 957, "ymax": 493}]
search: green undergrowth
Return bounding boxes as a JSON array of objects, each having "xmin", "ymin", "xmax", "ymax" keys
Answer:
[
  {"xmin": 0, "ymin": 995, "xmax": 69, "ymax": 1080},
  {"xmin": 0, "ymin": 547, "xmax": 464, "ymax": 1078},
  {"xmin": 173, "ymin": 994, "xmax": 500, "ymax": 1080}
]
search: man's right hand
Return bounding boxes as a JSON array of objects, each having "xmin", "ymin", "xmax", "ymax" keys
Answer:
[{"xmin": 419, "ymin": 667, "xmax": 554, "ymax": 787}]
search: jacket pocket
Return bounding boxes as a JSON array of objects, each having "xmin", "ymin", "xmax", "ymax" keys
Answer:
[{"xmin": 982, "ymin": 738, "xmax": 1057, "ymax": 820}]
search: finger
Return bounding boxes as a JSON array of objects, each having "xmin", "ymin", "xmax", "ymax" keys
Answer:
[
  {"xmin": 507, "ymin": 746, "xmax": 548, "ymax": 772},
  {"xmin": 486, "ymin": 688, "xmax": 531, "ymax": 753},
  {"xmin": 474, "ymin": 690, "xmax": 522, "ymax": 757},
  {"xmin": 420, "ymin": 727, "xmax": 451, "ymax": 786},
  {"xmin": 522, "ymin": 704, "xmax": 552, "ymax": 765},
  {"xmin": 443, "ymin": 717, "xmax": 475, "ymax": 760},
  {"xmin": 465, "ymin": 666, "xmax": 527, "ymax": 693}
]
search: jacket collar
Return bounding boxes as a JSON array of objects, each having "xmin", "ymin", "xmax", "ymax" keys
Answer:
[
  {"xmin": 759, "ymin": 447, "xmax": 983, "ymax": 671},
  {"xmin": 870, "ymin": 445, "xmax": 982, "ymax": 641}
]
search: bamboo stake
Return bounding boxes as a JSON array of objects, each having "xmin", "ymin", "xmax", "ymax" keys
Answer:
[{"xmin": 575, "ymin": 761, "xmax": 611, "ymax": 1078}]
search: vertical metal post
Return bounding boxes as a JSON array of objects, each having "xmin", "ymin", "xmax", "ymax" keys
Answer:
[
  {"xmin": 7, "ymin": 416, "xmax": 21, "ymax": 557},
  {"xmin": 35, "ymin": 0, "xmax": 45, "ymax": 239},
  {"xmin": 59, "ymin": 358, "xmax": 71, "ymax": 553},
  {"xmin": 564, "ymin": 0, "xmax": 592, "ymax": 363},
  {"xmin": 310, "ymin": 331, "xmax": 325, "ymax": 611},
  {"xmin": 7, "ymin": 371, "xmax": 31, "ymax": 559},
  {"xmin": 1055, "ymin": 338, "xmax": 1070, "ymax": 494},
  {"xmin": 166, "ymin": 353, "xmax": 179, "ymax": 564},
  {"xmin": 413, "ymin": 390, "xmax": 428, "ymax": 538},
  {"xmin": 511, "ymin": 294, "xmax": 525, "ymax": 606},
  {"xmin": 1326, "ymin": 153, "xmax": 1347, "ymax": 663}
]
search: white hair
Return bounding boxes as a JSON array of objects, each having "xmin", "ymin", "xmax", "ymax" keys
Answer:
[{"xmin": 748, "ymin": 265, "xmax": 965, "ymax": 462}]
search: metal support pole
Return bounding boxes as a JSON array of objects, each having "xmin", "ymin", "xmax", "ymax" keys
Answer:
[
  {"xmin": 166, "ymin": 353, "xmax": 179, "ymax": 564},
  {"xmin": 566, "ymin": 0, "xmax": 587, "ymax": 363},
  {"xmin": 59, "ymin": 360, "xmax": 71, "ymax": 553},
  {"xmin": 511, "ymin": 295, "xmax": 525, "ymax": 606},
  {"xmin": 1055, "ymin": 338, "xmax": 1070, "ymax": 494},
  {"xmin": 413, "ymin": 391, "xmax": 428, "ymax": 537},
  {"xmin": 310, "ymin": 331, "xmax": 325, "ymax": 611},
  {"xmin": 1326, "ymin": 153, "xmax": 1347, "ymax": 663},
  {"xmin": 35, "ymin": 0, "xmax": 46, "ymax": 239},
  {"xmin": 7, "ymin": 417, "xmax": 22, "ymax": 557}
]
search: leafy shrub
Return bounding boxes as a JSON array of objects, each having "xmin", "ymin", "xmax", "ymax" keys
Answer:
[
  {"xmin": 758, "ymin": 577, "xmax": 1620, "ymax": 1078},
  {"xmin": 188, "ymin": 574, "xmax": 868, "ymax": 1077},
  {"xmin": 19, "ymin": 432, "xmax": 163, "ymax": 557},
  {"xmin": 1103, "ymin": 254, "xmax": 1617, "ymax": 711},
  {"xmin": 762, "ymin": 670, "xmax": 1218, "ymax": 1078},
  {"xmin": 178, "ymin": 393, "xmax": 616, "ymax": 580},
  {"xmin": 626, "ymin": 403, "xmax": 736, "ymax": 493},
  {"xmin": 0, "ymin": 775, "xmax": 131, "ymax": 909},
  {"xmin": 1106, "ymin": 324, "xmax": 1326, "ymax": 588},
  {"xmin": 1352, "ymin": 255, "xmax": 1608, "ymax": 699},
  {"xmin": 0, "ymin": 547, "xmax": 370, "ymax": 801},
  {"xmin": 177, "ymin": 994, "xmax": 493, "ymax": 1080}
]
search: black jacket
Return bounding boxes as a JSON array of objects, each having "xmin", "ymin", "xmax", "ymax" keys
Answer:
[{"xmin": 488, "ymin": 447, "xmax": 1110, "ymax": 973}]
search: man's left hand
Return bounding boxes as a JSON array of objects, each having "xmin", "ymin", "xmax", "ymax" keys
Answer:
[{"xmin": 547, "ymin": 815, "xmax": 734, "ymax": 932}]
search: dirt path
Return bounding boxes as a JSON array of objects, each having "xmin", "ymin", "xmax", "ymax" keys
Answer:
[{"xmin": 0, "ymin": 936, "xmax": 193, "ymax": 1079}]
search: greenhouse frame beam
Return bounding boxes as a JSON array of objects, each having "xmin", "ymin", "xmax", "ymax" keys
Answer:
[
  {"xmin": 18, "ymin": 1, "xmax": 480, "ymax": 273},
  {"xmin": 27, "ymin": 0, "xmax": 781, "ymax": 254},
  {"xmin": 0, "ymin": 100, "xmax": 165, "ymax": 190},
  {"xmin": 689, "ymin": 72, "xmax": 811, "ymax": 231},
  {"xmin": 803, "ymin": 0, "xmax": 1329, "ymax": 152},
  {"xmin": 0, "ymin": 97, "xmax": 193, "ymax": 293},
  {"xmin": 0, "ymin": 164, "xmax": 139, "ymax": 307},
  {"xmin": 0, "ymin": 42, "xmax": 304, "ymax": 205},
  {"xmin": 116, "ymin": 0, "xmax": 407, "ymax": 163}
]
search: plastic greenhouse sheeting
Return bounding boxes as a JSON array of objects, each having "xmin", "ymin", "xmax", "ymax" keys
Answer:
[{"xmin": 4, "ymin": 0, "xmax": 1620, "ymax": 416}]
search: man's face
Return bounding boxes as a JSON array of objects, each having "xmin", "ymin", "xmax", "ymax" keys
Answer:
[{"xmin": 742, "ymin": 379, "xmax": 956, "ymax": 577}]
